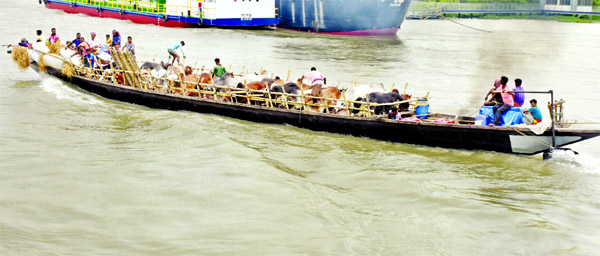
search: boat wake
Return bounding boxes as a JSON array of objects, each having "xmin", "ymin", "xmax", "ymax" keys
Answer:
[
  {"xmin": 548, "ymin": 149, "xmax": 600, "ymax": 174},
  {"xmin": 40, "ymin": 77, "xmax": 106, "ymax": 106}
]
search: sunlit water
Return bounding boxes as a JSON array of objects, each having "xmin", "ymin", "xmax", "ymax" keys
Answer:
[{"xmin": 1, "ymin": 0, "xmax": 600, "ymax": 255}]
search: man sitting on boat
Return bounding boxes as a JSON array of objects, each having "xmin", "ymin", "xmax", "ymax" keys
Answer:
[
  {"xmin": 72, "ymin": 32, "xmax": 82, "ymax": 47},
  {"xmin": 105, "ymin": 34, "xmax": 112, "ymax": 46},
  {"xmin": 513, "ymin": 78, "xmax": 525, "ymax": 107},
  {"xmin": 483, "ymin": 79, "xmax": 502, "ymax": 106},
  {"xmin": 167, "ymin": 41, "xmax": 186, "ymax": 66},
  {"xmin": 47, "ymin": 28, "xmax": 60, "ymax": 46},
  {"xmin": 491, "ymin": 76, "xmax": 515, "ymax": 126},
  {"xmin": 8, "ymin": 38, "xmax": 32, "ymax": 49},
  {"xmin": 388, "ymin": 106, "xmax": 402, "ymax": 120},
  {"xmin": 523, "ymin": 99, "xmax": 543, "ymax": 125},
  {"xmin": 122, "ymin": 36, "xmax": 135, "ymax": 56},
  {"xmin": 299, "ymin": 67, "xmax": 326, "ymax": 98},
  {"xmin": 36, "ymin": 30, "xmax": 44, "ymax": 43},
  {"xmin": 112, "ymin": 30, "xmax": 121, "ymax": 47}
]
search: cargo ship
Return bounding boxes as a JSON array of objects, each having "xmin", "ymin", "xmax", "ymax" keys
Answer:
[
  {"xmin": 275, "ymin": 0, "xmax": 413, "ymax": 35},
  {"xmin": 41, "ymin": 0, "xmax": 279, "ymax": 27},
  {"xmin": 40, "ymin": 0, "xmax": 411, "ymax": 35}
]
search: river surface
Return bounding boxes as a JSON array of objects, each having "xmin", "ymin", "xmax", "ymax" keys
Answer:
[{"xmin": 1, "ymin": 1, "xmax": 600, "ymax": 255}]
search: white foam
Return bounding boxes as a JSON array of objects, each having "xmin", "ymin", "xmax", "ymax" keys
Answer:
[
  {"xmin": 549, "ymin": 149, "xmax": 600, "ymax": 174},
  {"xmin": 40, "ymin": 77, "xmax": 106, "ymax": 106}
]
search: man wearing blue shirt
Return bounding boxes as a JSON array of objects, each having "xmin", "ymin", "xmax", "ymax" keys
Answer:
[
  {"xmin": 523, "ymin": 99, "xmax": 543, "ymax": 125},
  {"xmin": 72, "ymin": 32, "xmax": 82, "ymax": 47},
  {"xmin": 168, "ymin": 41, "xmax": 186, "ymax": 66}
]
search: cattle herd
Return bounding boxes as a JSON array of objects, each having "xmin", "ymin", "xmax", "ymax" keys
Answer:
[{"xmin": 136, "ymin": 61, "xmax": 413, "ymax": 116}]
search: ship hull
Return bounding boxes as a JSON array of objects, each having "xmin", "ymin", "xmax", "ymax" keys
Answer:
[
  {"xmin": 44, "ymin": 0, "xmax": 278, "ymax": 28},
  {"xmin": 275, "ymin": 0, "xmax": 412, "ymax": 35}
]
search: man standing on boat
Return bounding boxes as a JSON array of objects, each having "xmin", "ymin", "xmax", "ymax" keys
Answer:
[
  {"xmin": 168, "ymin": 41, "xmax": 185, "ymax": 66},
  {"xmin": 212, "ymin": 58, "xmax": 227, "ymax": 81},
  {"xmin": 492, "ymin": 76, "xmax": 515, "ymax": 126},
  {"xmin": 300, "ymin": 67, "xmax": 326, "ymax": 97}
]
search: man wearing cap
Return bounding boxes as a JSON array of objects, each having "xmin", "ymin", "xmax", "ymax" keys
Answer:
[
  {"xmin": 89, "ymin": 32, "xmax": 99, "ymax": 48},
  {"xmin": 168, "ymin": 41, "xmax": 186, "ymax": 66}
]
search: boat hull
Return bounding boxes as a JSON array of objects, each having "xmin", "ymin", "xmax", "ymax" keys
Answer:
[
  {"xmin": 34, "ymin": 64, "xmax": 599, "ymax": 155},
  {"xmin": 275, "ymin": 0, "xmax": 412, "ymax": 35}
]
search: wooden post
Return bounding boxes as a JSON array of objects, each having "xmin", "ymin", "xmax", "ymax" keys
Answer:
[
  {"xmin": 244, "ymin": 80, "xmax": 250, "ymax": 105},
  {"xmin": 366, "ymin": 95, "xmax": 371, "ymax": 117},
  {"xmin": 343, "ymin": 90, "xmax": 350, "ymax": 114},
  {"xmin": 300, "ymin": 84, "xmax": 306, "ymax": 111},
  {"xmin": 403, "ymin": 82, "xmax": 409, "ymax": 95},
  {"xmin": 323, "ymin": 95, "xmax": 329, "ymax": 113},
  {"xmin": 286, "ymin": 69, "xmax": 291, "ymax": 82},
  {"xmin": 265, "ymin": 83, "xmax": 273, "ymax": 108}
]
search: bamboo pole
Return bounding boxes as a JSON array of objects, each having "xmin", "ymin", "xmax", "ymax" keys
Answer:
[
  {"xmin": 403, "ymin": 82, "xmax": 409, "ymax": 95},
  {"xmin": 152, "ymin": 54, "xmax": 157, "ymax": 62},
  {"xmin": 286, "ymin": 70, "xmax": 291, "ymax": 82},
  {"xmin": 343, "ymin": 90, "xmax": 350, "ymax": 115},
  {"xmin": 391, "ymin": 83, "xmax": 396, "ymax": 91}
]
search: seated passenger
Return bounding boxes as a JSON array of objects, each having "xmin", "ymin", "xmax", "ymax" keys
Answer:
[
  {"xmin": 387, "ymin": 106, "xmax": 401, "ymax": 120},
  {"xmin": 491, "ymin": 76, "xmax": 514, "ymax": 126},
  {"xmin": 9, "ymin": 38, "xmax": 32, "ymax": 48},
  {"xmin": 483, "ymin": 79, "xmax": 502, "ymax": 106},
  {"xmin": 523, "ymin": 99, "xmax": 543, "ymax": 125}
]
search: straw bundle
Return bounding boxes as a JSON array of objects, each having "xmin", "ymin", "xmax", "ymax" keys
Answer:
[
  {"xmin": 61, "ymin": 62, "xmax": 74, "ymax": 79},
  {"xmin": 48, "ymin": 42, "xmax": 65, "ymax": 55},
  {"xmin": 38, "ymin": 54, "xmax": 46, "ymax": 73},
  {"xmin": 11, "ymin": 46, "xmax": 30, "ymax": 71}
]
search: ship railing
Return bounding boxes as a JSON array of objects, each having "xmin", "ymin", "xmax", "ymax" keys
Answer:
[
  {"xmin": 65, "ymin": 0, "xmax": 204, "ymax": 18},
  {"xmin": 73, "ymin": 66, "xmax": 426, "ymax": 118}
]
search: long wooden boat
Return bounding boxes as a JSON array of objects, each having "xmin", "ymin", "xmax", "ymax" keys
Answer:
[{"xmin": 15, "ymin": 52, "xmax": 600, "ymax": 157}]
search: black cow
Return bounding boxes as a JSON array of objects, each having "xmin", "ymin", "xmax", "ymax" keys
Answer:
[
  {"xmin": 270, "ymin": 82, "xmax": 301, "ymax": 107},
  {"xmin": 140, "ymin": 61, "xmax": 167, "ymax": 71},
  {"xmin": 353, "ymin": 92, "xmax": 411, "ymax": 115}
]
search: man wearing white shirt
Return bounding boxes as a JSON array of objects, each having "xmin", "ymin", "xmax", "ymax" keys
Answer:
[{"xmin": 88, "ymin": 32, "xmax": 100, "ymax": 48}]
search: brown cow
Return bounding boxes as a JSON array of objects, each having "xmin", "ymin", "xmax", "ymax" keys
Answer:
[
  {"xmin": 234, "ymin": 81, "xmax": 267, "ymax": 104},
  {"xmin": 305, "ymin": 87, "xmax": 342, "ymax": 112}
]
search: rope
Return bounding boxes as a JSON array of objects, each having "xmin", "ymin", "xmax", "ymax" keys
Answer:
[{"xmin": 416, "ymin": 1, "xmax": 492, "ymax": 33}]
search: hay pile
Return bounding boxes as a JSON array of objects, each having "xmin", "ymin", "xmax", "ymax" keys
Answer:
[
  {"xmin": 38, "ymin": 54, "xmax": 46, "ymax": 73},
  {"xmin": 61, "ymin": 62, "xmax": 75, "ymax": 79},
  {"xmin": 11, "ymin": 46, "xmax": 30, "ymax": 71},
  {"xmin": 48, "ymin": 42, "xmax": 65, "ymax": 55}
]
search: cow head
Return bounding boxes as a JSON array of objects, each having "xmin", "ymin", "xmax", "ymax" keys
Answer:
[{"xmin": 184, "ymin": 66, "xmax": 193, "ymax": 76}]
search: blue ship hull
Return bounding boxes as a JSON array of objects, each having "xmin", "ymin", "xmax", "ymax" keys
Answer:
[{"xmin": 276, "ymin": 0, "xmax": 412, "ymax": 35}]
